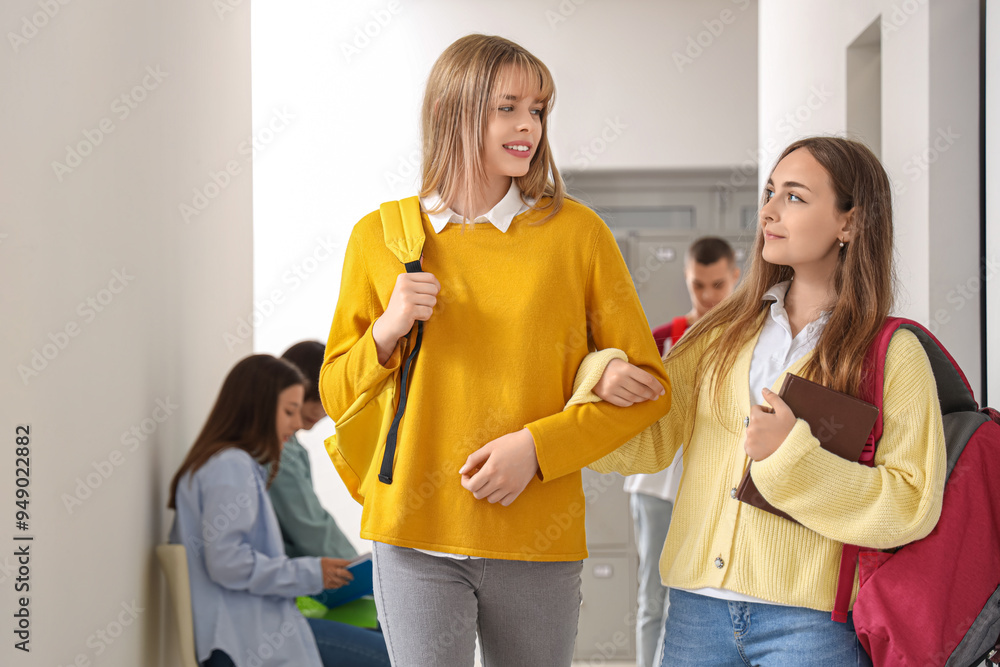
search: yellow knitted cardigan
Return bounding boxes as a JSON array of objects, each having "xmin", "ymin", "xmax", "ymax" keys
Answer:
[{"xmin": 566, "ymin": 325, "xmax": 946, "ymax": 611}]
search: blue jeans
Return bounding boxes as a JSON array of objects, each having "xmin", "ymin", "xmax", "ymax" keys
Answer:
[
  {"xmin": 658, "ymin": 588, "xmax": 873, "ymax": 667},
  {"xmin": 631, "ymin": 493, "xmax": 674, "ymax": 667},
  {"xmin": 201, "ymin": 618, "xmax": 389, "ymax": 667}
]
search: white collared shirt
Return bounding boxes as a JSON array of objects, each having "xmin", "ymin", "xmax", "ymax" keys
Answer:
[
  {"xmin": 420, "ymin": 180, "xmax": 533, "ymax": 234},
  {"xmin": 748, "ymin": 280, "xmax": 831, "ymax": 408},
  {"xmin": 686, "ymin": 280, "xmax": 830, "ymax": 606}
]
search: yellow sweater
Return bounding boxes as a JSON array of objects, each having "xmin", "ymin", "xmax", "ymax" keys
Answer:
[
  {"xmin": 320, "ymin": 199, "xmax": 671, "ymax": 561},
  {"xmin": 567, "ymin": 323, "xmax": 946, "ymax": 611}
]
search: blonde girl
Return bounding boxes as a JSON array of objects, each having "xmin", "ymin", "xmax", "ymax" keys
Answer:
[
  {"xmin": 571, "ymin": 137, "xmax": 946, "ymax": 666},
  {"xmin": 320, "ymin": 34, "xmax": 669, "ymax": 667}
]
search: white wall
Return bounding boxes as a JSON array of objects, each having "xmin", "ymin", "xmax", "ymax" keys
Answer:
[
  {"xmin": 1, "ymin": 1, "xmax": 253, "ymax": 665},
  {"xmin": 251, "ymin": 0, "xmax": 759, "ymax": 553},
  {"xmin": 759, "ymin": 0, "xmax": 983, "ymax": 400}
]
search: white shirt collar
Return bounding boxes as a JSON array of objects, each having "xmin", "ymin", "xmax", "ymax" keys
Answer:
[
  {"xmin": 762, "ymin": 280, "xmax": 831, "ymax": 340},
  {"xmin": 420, "ymin": 181, "xmax": 533, "ymax": 234}
]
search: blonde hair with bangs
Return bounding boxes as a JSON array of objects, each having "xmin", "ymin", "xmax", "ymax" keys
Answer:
[{"xmin": 420, "ymin": 34, "xmax": 565, "ymax": 224}]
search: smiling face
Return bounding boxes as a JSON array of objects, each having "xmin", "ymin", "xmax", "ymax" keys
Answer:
[
  {"xmin": 482, "ymin": 66, "xmax": 544, "ymax": 182},
  {"xmin": 275, "ymin": 384, "xmax": 304, "ymax": 446},
  {"xmin": 760, "ymin": 148, "xmax": 853, "ymax": 271}
]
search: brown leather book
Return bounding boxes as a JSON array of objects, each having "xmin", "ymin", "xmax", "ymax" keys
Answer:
[{"xmin": 735, "ymin": 373, "xmax": 880, "ymax": 524}]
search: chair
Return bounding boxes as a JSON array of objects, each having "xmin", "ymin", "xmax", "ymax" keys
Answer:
[{"xmin": 156, "ymin": 544, "xmax": 199, "ymax": 667}]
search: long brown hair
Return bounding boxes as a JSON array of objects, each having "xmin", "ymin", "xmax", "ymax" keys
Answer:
[
  {"xmin": 168, "ymin": 355, "xmax": 306, "ymax": 508},
  {"xmin": 420, "ymin": 34, "xmax": 565, "ymax": 224},
  {"xmin": 671, "ymin": 137, "xmax": 895, "ymax": 412}
]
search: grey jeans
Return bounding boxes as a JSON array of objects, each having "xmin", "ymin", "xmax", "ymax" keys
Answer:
[{"xmin": 371, "ymin": 542, "xmax": 584, "ymax": 667}]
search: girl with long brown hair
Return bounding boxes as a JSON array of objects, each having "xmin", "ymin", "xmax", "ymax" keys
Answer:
[
  {"xmin": 570, "ymin": 137, "xmax": 947, "ymax": 665},
  {"xmin": 320, "ymin": 34, "xmax": 670, "ymax": 666},
  {"xmin": 168, "ymin": 354, "xmax": 389, "ymax": 667}
]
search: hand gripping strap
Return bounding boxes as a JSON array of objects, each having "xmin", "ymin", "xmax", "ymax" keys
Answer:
[{"xmin": 377, "ymin": 198, "xmax": 425, "ymax": 485}]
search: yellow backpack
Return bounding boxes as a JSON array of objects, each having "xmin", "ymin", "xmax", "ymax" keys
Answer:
[{"xmin": 325, "ymin": 197, "xmax": 425, "ymax": 504}]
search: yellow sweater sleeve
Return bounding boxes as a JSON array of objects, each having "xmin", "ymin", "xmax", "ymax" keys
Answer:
[
  {"xmin": 526, "ymin": 220, "xmax": 672, "ymax": 481},
  {"xmin": 318, "ymin": 216, "xmax": 405, "ymax": 423},
  {"xmin": 565, "ymin": 334, "xmax": 705, "ymax": 476},
  {"xmin": 751, "ymin": 329, "xmax": 947, "ymax": 549}
]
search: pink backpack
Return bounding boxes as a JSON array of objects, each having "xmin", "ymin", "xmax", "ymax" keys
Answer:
[{"xmin": 834, "ymin": 318, "xmax": 1000, "ymax": 666}]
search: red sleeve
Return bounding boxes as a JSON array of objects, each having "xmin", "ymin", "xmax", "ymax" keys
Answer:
[
  {"xmin": 651, "ymin": 322, "xmax": 673, "ymax": 356},
  {"xmin": 669, "ymin": 316, "xmax": 689, "ymax": 344}
]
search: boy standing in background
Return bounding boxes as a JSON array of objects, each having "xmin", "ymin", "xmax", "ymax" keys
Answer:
[{"xmin": 629, "ymin": 237, "xmax": 740, "ymax": 667}]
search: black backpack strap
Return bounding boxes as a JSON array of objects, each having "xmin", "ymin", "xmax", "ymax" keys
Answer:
[{"xmin": 378, "ymin": 259, "xmax": 423, "ymax": 484}]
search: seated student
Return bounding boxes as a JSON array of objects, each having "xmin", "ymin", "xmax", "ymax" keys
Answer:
[
  {"xmin": 269, "ymin": 341, "xmax": 358, "ymax": 560},
  {"xmin": 168, "ymin": 354, "xmax": 389, "ymax": 667},
  {"xmin": 629, "ymin": 237, "xmax": 740, "ymax": 667}
]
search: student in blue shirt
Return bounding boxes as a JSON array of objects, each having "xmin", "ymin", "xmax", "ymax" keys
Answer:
[{"xmin": 168, "ymin": 354, "xmax": 389, "ymax": 667}]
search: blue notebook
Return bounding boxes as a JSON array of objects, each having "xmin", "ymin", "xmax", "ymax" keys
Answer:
[{"xmin": 311, "ymin": 553, "xmax": 373, "ymax": 609}]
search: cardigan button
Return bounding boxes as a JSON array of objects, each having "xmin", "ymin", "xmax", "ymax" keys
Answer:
[
  {"xmin": 730, "ymin": 487, "xmax": 737, "ymax": 499},
  {"xmin": 715, "ymin": 557, "xmax": 725, "ymax": 569}
]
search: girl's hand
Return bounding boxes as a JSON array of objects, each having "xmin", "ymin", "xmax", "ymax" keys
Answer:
[
  {"xmin": 459, "ymin": 428, "xmax": 539, "ymax": 506},
  {"xmin": 320, "ymin": 558, "xmax": 354, "ymax": 589},
  {"xmin": 593, "ymin": 358, "xmax": 666, "ymax": 407},
  {"xmin": 372, "ymin": 267, "xmax": 441, "ymax": 362},
  {"xmin": 743, "ymin": 388, "xmax": 797, "ymax": 461}
]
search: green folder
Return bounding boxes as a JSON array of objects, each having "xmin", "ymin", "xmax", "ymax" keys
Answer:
[{"xmin": 296, "ymin": 595, "xmax": 379, "ymax": 629}]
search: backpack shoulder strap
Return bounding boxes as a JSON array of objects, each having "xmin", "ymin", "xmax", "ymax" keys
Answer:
[
  {"xmin": 833, "ymin": 316, "xmax": 977, "ymax": 622},
  {"xmin": 380, "ymin": 196, "xmax": 425, "ymax": 270},
  {"xmin": 860, "ymin": 317, "xmax": 977, "ymax": 448},
  {"xmin": 375, "ymin": 197, "xmax": 426, "ymax": 486}
]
